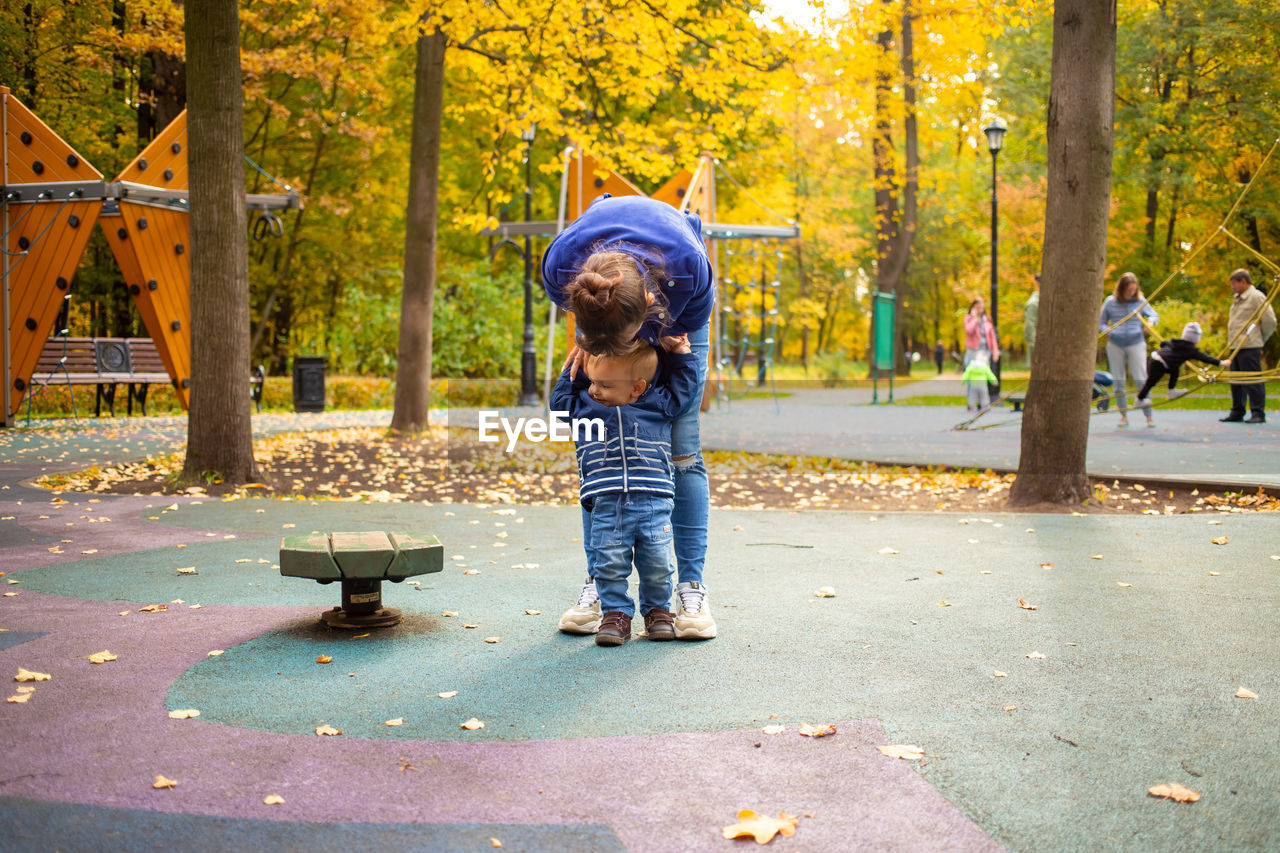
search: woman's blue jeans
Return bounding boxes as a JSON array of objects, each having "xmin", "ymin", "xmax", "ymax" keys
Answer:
[{"xmin": 581, "ymin": 324, "xmax": 710, "ymax": 588}]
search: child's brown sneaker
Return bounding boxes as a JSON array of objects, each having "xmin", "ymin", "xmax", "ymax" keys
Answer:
[
  {"xmin": 595, "ymin": 611, "xmax": 632, "ymax": 646},
  {"xmin": 643, "ymin": 608, "xmax": 676, "ymax": 641}
]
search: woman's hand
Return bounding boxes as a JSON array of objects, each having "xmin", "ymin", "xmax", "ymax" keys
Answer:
[
  {"xmin": 659, "ymin": 334, "xmax": 691, "ymax": 354},
  {"xmin": 562, "ymin": 345, "xmax": 590, "ymax": 380}
]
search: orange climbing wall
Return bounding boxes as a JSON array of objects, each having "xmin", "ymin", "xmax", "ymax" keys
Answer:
[
  {"xmin": 2, "ymin": 87, "xmax": 104, "ymax": 416},
  {"xmin": 107, "ymin": 110, "xmax": 191, "ymax": 406}
]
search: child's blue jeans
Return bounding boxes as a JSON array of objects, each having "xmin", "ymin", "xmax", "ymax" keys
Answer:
[{"xmin": 588, "ymin": 492, "xmax": 675, "ymax": 617}]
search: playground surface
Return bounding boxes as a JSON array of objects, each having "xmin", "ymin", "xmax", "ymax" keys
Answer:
[{"xmin": 1, "ymin": 399, "xmax": 1278, "ymax": 851}]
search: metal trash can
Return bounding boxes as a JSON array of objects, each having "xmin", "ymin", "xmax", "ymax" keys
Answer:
[{"xmin": 292, "ymin": 356, "xmax": 326, "ymax": 413}]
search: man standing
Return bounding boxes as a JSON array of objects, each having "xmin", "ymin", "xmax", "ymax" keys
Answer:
[
  {"xmin": 1024, "ymin": 274, "xmax": 1041, "ymax": 366},
  {"xmin": 1221, "ymin": 268, "xmax": 1277, "ymax": 424}
]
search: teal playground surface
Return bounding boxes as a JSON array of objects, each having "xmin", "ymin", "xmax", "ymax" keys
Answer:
[{"xmin": 1, "ymin": 400, "xmax": 1277, "ymax": 851}]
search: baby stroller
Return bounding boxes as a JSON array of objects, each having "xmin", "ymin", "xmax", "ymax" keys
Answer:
[{"xmin": 1092, "ymin": 370, "xmax": 1114, "ymax": 412}]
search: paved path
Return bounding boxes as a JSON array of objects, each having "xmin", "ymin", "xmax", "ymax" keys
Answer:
[{"xmin": 1, "ymin": 413, "xmax": 1278, "ymax": 850}]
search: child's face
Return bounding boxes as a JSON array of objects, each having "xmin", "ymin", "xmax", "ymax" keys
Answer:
[{"xmin": 586, "ymin": 356, "xmax": 645, "ymax": 407}]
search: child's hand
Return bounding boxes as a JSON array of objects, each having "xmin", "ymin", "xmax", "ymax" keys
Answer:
[
  {"xmin": 660, "ymin": 334, "xmax": 691, "ymax": 354},
  {"xmin": 1222, "ymin": 359, "xmax": 1231, "ymax": 370}
]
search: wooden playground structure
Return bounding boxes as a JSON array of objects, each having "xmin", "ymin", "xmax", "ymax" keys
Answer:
[{"xmin": 0, "ymin": 86, "xmax": 298, "ymax": 426}]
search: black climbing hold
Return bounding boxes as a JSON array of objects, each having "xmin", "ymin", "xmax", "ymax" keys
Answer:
[
  {"xmin": 32, "ymin": 161, "xmax": 43, "ymax": 174},
  {"xmin": 163, "ymin": 168, "xmax": 173, "ymax": 181},
  {"xmin": 138, "ymin": 158, "xmax": 148, "ymax": 171},
  {"xmin": 117, "ymin": 228, "xmax": 128, "ymax": 239},
  {"xmin": 67, "ymin": 154, "xmax": 79, "ymax": 168},
  {"xmin": 130, "ymin": 284, "xmax": 140, "ymax": 295},
  {"xmin": 175, "ymin": 242, "xmax": 185, "ymax": 255},
  {"xmin": 181, "ymin": 378, "xmax": 190, "ymax": 389},
  {"xmin": 25, "ymin": 318, "xmax": 37, "ymax": 330},
  {"xmin": 19, "ymin": 131, "xmax": 32, "ymax": 145},
  {"xmin": 171, "ymin": 320, "xmax": 181, "ymax": 331},
  {"xmin": 171, "ymin": 142, "xmax": 182, "ymax": 154},
  {"xmin": 137, "ymin": 217, "xmax": 148, "ymax": 230},
  {"xmin": 593, "ymin": 177, "xmax": 605, "ymax": 188},
  {"xmin": 68, "ymin": 215, "xmax": 80, "ymax": 228},
  {"xmin": 17, "ymin": 237, "xmax": 29, "ymax": 250},
  {"xmin": 14, "ymin": 378, "xmax": 26, "ymax": 392},
  {"xmin": 676, "ymin": 187, "xmax": 686, "ymax": 198},
  {"xmin": 147, "ymin": 279, "xmax": 158, "ymax": 291},
  {"xmin": 55, "ymin": 276, "xmax": 68, "ymax": 291}
]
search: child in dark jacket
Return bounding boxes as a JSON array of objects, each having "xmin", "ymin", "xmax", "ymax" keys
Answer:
[
  {"xmin": 551, "ymin": 336, "xmax": 699, "ymax": 647},
  {"xmin": 1135, "ymin": 322, "xmax": 1229, "ymax": 405}
]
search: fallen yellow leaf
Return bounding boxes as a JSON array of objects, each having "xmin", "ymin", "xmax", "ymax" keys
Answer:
[
  {"xmin": 438, "ymin": 691, "xmax": 458, "ymax": 699},
  {"xmin": 1211, "ymin": 536, "xmax": 1229, "ymax": 545},
  {"xmin": 87, "ymin": 650, "xmax": 117, "ymax": 664},
  {"xmin": 1117, "ymin": 582, "xmax": 1132, "ymax": 588},
  {"xmin": 463, "ymin": 569, "xmax": 481, "ymax": 575},
  {"xmin": 936, "ymin": 601, "xmax": 951, "ymax": 607},
  {"xmin": 168, "ymin": 709, "xmax": 200, "ymax": 719},
  {"xmin": 138, "ymin": 604, "xmax": 167, "ymax": 613},
  {"xmin": 152, "ymin": 775, "xmax": 177, "ymax": 789},
  {"xmin": 483, "ymin": 637, "xmax": 501, "ymax": 644},
  {"xmin": 7, "ymin": 692, "xmax": 31, "ymax": 703},
  {"xmin": 14, "ymin": 668, "xmax": 51, "ymax": 682},
  {"xmin": 460, "ymin": 718, "xmax": 485, "ymax": 730},
  {"xmin": 799, "ymin": 722, "xmax": 836, "ymax": 737},
  {"xmin": 812, "ymin": 587, "xmax": 837, "ymax": 598},
  {"xmin": 315, "ymin": 724, "xmax": 342, "ymax": 736},
  {"xmin": 878, "ymin": 744, "xmax": 925, "ymax": 760},
  {"xmin": 1148, "ymin": 782, "xmax": 1200, "ymax": 803},
  {"xmin": 1002, "ymin": 704, "xmax": 1017, "ymax": 711},
  {"xmin": 441, "ymin": 611, "xmax": 458, "ymax": 617},
  {"xmin": 263, "ymin": 794, "xmax": 285, "ymax": 805},
  {"xmin": 993, "ymin": 670, "xmax": 1007, "ymax": 678},
  {"xmin": 1235, "ymin": 687, "xmax": 1258, "ymax": 699},
  {"xmin": 523, "ymin": 609, "xmax": 542, "ymax": 615},
  {"xmin": 207, "ymin": 650, "xmax": 224, "ymax": 657},
  {"xmin": 1026, "ymin": 651, "xmax": 1046, "ymax": 659},
  {"xmin": 352, "ymin": 633, "xmax": 370, "ymax": 639},
  {"xmin": 1017, "ymin": 598, "xmax": 1038, "ymax": 611},
  {"xmin": 762, "ymin": 724, "xmax": 785, "ymax": 734},
  {"xmin": 383, "ymin": 718, "xmax": 404, "ymax": 726},
  {"xmin": 316, "ymin": 655, "xmax": 332, "ymax": 664},
  {"xmin": 491, "ymin": 839, "xmax": 502, "ymax": 848},
  {"xmin": 721, "ymin": 809, "xmax": 798, "ymax": 844}
]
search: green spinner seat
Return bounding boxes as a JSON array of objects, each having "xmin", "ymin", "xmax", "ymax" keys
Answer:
[{"xmin": 279, "ymin": 532, "xmax": 443, "ymax": 628}]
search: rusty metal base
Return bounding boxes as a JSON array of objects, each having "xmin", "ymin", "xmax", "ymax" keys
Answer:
[{"xmin": 320, "ymin": 606, "xmax": 402, "ymax": 629}]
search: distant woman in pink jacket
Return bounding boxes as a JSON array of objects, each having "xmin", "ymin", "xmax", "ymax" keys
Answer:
[{"xmin": 963, "ymin": 297, "xmax": 999, "ymax": 367}]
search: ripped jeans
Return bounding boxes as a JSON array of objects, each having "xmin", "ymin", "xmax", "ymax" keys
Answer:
[{"xmin": 582, "ymin": 324, "xmax": 710, "ymax": 587}]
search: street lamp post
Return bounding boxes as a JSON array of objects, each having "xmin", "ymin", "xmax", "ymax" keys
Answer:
[
  {"xmin": 518, "ymin": 125, "xmax": 539, "ymax": 407},
  {"xmin": 983, "ymin": 117, "xmax": 1007, "ymax": 394}
]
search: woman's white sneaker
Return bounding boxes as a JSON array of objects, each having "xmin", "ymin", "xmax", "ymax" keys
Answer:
[
  {"xmin": 674, "ymin": 581, "xmax": 717, "ymax": 640},
  {"xmin": 558, "ymin": 578, "xmax": 602, "ymax": 634}
]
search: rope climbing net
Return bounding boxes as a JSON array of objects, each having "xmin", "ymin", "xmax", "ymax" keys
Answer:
[{"xmin": 957, "ymin": 135, "xmax": 1280, "ymax": 431}]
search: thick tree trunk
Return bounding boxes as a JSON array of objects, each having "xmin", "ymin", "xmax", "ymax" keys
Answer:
[
  {"xmin": 1009, "ymin": 0, "xmax": 1116, "ymax": 507},
  {"xmin": 182, "ymin": 0, "xmax": 257, "ymax": 484},
  {"xmin": 390, "ymin": 26, "xmax": 446, "ymax": 433}
]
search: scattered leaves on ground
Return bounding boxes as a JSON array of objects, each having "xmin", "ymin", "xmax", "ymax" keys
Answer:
[
  {"xmin": 1017, "ymin": 598, "xmax": 1037, "ymax": 610},
  {"xmin": 812, "ymin": 587, "xmax": 837, "ymax": 598},
  {"xmin": 316, "ymin": 655, "xmax": 332, "ymax": 664},
  {"xmin": 762, "ymin": 724, "xmax": 785, "ymax": 735},
  {"xmin": 383, "ymin": 718, "xmax": 404, "ymax": 726},
  {"xmin": 207, "ymin": 650, "xmax": 224, "ymax": 657},
  {"xmin": 263, "ymin": 794, "xmax": 285, "ymax": 805},
  {"xmin": 799, "ymin": 723, "xmax": 836, "ymax": 738},
  {"xmin": 1148, "ymin": 782, "xmax": 1200, "ymax": 803},
  {"xmin": 721, "ymin": 809, "xmax": 798, "ymax": 844},
  {"xmin": 438, "ymin": 691, "xmax": 458, "ymax": 699},
  {"xmin": 152, "ymin": 775, "xmax": 177, "ymax": 789},
  {"xmin": 1026, "ymin": 651, "xmax": 1046, "ymax": 659},
  {"xmin": 460, "ymin": 718, "xmax": 485, "ymax": 730},
  {"xmin": 87, "ymin": 650, "xmax": 117, "ymax": 664},
  {"xmin": 483, "ymin": 637, "xmax": 501, "ymax": 643},
  {"xmin": 138, "ymin": 604, "xmax": 167, "ymax": 613},
  {"xmin": 993, "ymin": 670, "xmax": 1007, "ymax": 678},
  {"xmin": 168, "ymin": 709, "xmax": 200, "ymax": 719},
  {"xmin": 14, "ymin": 668, "xmax": 50, "ymax": 682},
  {"xmin": 315, "ymin": 724, "xmax": 342, "ymax": 736},
  {"xmin": 7, "ymin": 692, "xmax": 32, "ymax": 703},
  {"xmin": 1211, "ymin": 536, "xmax": 1229, "ymax": 545},
  {"xmin": 1235, "ymin": 687, "xmax": 1258, "ymax": 699}
]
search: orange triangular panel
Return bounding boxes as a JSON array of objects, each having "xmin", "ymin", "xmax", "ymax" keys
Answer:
[
  {"xmin": 3, "ymin": 88, "xmax": 103, "ymax": 415},
  {"xmin": 111, "ymin": 112, "xmax": 191, "ymax": 408},
  {"xmin": 566, "ymin": 152, "xmax": 644, "ymax": 220},
  {"xmin": 650, "ymin": 170, "xmax": 694, "ymax": 210}
]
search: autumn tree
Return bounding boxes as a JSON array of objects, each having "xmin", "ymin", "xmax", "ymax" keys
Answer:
[
  {"xmin": 1009, "ymin": 0, "xmax": 1117, "ymax": 506},
  {"xmin": 182, "ymin": 0, "xmax": 256, "ymax": 484}
]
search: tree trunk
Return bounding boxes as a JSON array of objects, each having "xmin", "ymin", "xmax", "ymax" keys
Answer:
[
  {"xmin": 1009, "ymin": 0, "xmax": 1116, "ymax": 507},
  {"xmin": 182, "ymin": 0, "xmax": 257, "ymax": 484},
  {"xmin": 390, "ymin": 26, "xmax": 446, "ymax": 432}
]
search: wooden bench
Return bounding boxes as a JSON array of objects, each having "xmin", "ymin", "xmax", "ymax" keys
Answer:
[
  {"xmin": 29, "ymin": 336, "xmax": 268, "ymax": 418},
  {"xmin": 280, "ymin": 531, "xmax": 444, "ymax": 628}
]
